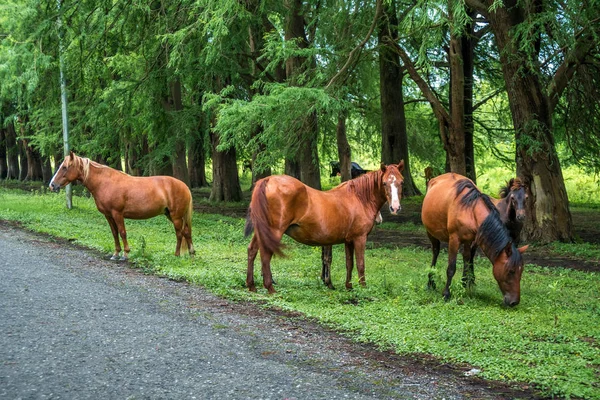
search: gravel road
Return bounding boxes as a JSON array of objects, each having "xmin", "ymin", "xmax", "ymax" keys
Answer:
[{"xmin": 0, "ymin": 223, "xmax": 533, "ymax": 399}]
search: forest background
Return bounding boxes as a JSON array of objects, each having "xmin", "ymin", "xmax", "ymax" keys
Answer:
[{"xmin": 1, "ymin": 0, "xmax": 599, "ymax": 245}]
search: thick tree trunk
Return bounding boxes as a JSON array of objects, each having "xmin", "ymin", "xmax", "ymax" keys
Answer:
[
  {"xmin": 285, "ymin": 0, "xmax": 321, "ymax": 190},
  {"xmin": 0, "ymin": 126, "xmax": 7, "ymax": 179},
  {"xmin": 487, "ymin": 5, "xmax": 573, "ymax": 242},
  {"xmin": 447, "ymin": 6, "xmax": 467, "ymax": 176},
  {"xmin": 24, "ymin": 139, "xmax": 44, "ymax": 181},
  {"xmin": 188, "ymin": 131, "xmax": 208, "ymax": 188},
  {"xmin": 462, "ymin": 8, "xmax": 476, "ymax": 182},
  {"xmin": 170, "ymin": 79, "xmax": 190, "ymax": 186},
  {"xmin": 209, "ymin": 132, "xmax": 242, "ymax": 202},
  {"xmin": 378, "ymin": 2, "xmax": 421, "ymax": 195},
  {"xmin": 336, "ymin": 114, "xmax": 352, "ymax": 182},
  {"xmin": 6, "ymin": 120, "xmax": 19, "ymax": 179}
]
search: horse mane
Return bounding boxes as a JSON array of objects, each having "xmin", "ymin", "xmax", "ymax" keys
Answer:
[
  {"xmin": 79, "ymin": 156, "xmax": 129, "ymax": 183},
  {"xmin": 346, "ymin": 169, "xmax": 384, "ymax": 207},
  {"xmin": 455, "ymin": 179, "xmax": 518, "ymax": 263},
  {"xmin": 499, "ymin": 177, "xmax": 524, "ymax": 198}
]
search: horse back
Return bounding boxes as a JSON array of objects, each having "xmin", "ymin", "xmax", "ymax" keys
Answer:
[{"xmin": 422, "ymin": 173, "xmax": 478, "ymax": 242}]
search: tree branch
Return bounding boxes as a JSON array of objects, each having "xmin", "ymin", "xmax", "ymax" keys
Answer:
[
  {"xmin": 547, "ymin": 27, "xmax": 598, "ymax": 112},
  {"xmin": 383, "ymin": 37, "xmax": 451, "ymax": 145},
  {"xmin": 473, "ymin": 88, "xmax": 503, "ymax": 111},
  {"xmin": 325, "ymin": 0, "xmax": 382, "ymax": 90}
]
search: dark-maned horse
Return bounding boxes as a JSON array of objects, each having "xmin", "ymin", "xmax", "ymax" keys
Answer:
[
  {"xmin": 492, "ymin": 177, "xmax": 528, "ymax": 244},
  {"xmin": 330, "ymin": 161, "xmax": 369, "ymax": 179},
  {"xmin": 421, "ymin": 173, "xmax": 528, "ymax": 306},
  {"xmin": 245, "ymin": 161, "xmax": 405, "ymax": 293},
  {"xmin": 49, "ymin": 151, "xmax": 195, "ymax": 260}
]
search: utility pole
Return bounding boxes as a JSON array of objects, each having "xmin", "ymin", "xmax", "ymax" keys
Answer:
[{"xmin": 56, "ymin": 0, "xmax": 72, "ymax": 209}]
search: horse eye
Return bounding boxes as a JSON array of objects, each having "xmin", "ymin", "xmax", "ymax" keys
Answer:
[{"xmin": 383, "ymin": 182, "xmax": 387, "ymax": 186}]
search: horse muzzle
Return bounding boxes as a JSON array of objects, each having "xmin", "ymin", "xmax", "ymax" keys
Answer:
[
  {"xmin": 503, "ymin": 294, "xmax": 520, "ymax": 307},
  {"xmin": 389, "ymin": 205, "xmax": 402, "ymax": 215},
  {"xmin": 49, "ymin": 182, "xmax": 61, "ymax": 193}
]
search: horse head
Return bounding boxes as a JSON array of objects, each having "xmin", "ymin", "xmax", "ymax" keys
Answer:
[
  {"xmin": 500, "ymin": 178, "xmax": 528, "ymax": 222},
  {"xmin": 49, "ymin": 151, "xmax": 83, "ymax": 192},
  {"xmin": 380, "ymin": 160, "xmax": 405, "ymax": 215},
  {"xmin": 492, "ymin": 243, "xmax": 529, "ymax": 307}
]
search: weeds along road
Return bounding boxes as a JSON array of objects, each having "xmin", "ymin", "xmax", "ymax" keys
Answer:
[{"xmin": 0, "ymin": 223, "xmax": 530, "ymax": 400}]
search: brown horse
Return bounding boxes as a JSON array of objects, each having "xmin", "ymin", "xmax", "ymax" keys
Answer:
[
  {"xmin": 421, "ymin": 173, "xmax": 528, "ymax": 306},
  {"xmin": 492, "ymin": 177, "xmax": 528, "ymax": 245},
  {"xmin": 49, "ymin": 151, "xmax": 194, "ymax": 260},
  {"xmin": 244, "ymin": 161, "xmax": 405, "ymax": 293}
]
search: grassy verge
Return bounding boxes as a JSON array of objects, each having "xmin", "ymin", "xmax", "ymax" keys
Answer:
[{"xmin": 1, "ymin": 187, "xmax": 599, "ymax": 399}]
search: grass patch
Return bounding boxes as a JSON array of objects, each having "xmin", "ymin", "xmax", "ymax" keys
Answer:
[{"xmin": 1, "ymin": 187, "xmax": 599, "ymax": 399}]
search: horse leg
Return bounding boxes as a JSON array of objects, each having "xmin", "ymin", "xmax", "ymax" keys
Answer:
[
  {"xmin": 105, "ymin": 215, "xmax": 121, "ymax": 260},
  {"xmin": 344, "ymin": 242, "xmax": 355, "ymax": 290},
  {"xmin": 321, "ymin": 246, "xmax": 334, "ymax": 290},
  {"xmin": 427, "ymin": 232, "xmax": 440, "ymax": 290},
  {"xmin": 112, "ymin": 214, "xmax": 130, "ymax": 260},
  {"xmin": 171, "ymin": 218, "xmax": 184, "ymax": 256},
  {"xmin": 442, "ymin": 236, "xmax": 460, "ymax": 301},
  {"xmin": 462, "ymin": 243, "xmax": 476, "ymax": 288},
  {"xmin": 354, "ymin": 237, "xmax": 367, "ymax": 287},
  {"xmin": 259, "ymin": 246, "xmax": 276, "ymax": 294},
  {"xmin": 183, "ymin": 223, "xmax": 195, "ymax": 255},
  {"xmin": 247, "ymin": 235, "xmax": 259, "ymax": 292}
]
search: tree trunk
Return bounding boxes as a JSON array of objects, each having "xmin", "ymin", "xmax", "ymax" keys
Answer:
[
  {"xmin": 6, "ymin": 120, "xmax": 19, "ymax": 179},
  {"xmin": 170, "ymin": 79, "xmax": 190, "ymax": 186},
  {"xmin": 336, "ymin": 114, "xmax": 352, "ymax": 182},
  {"xmin": 487, "ymin": 4, "xmax": 573, "ymax": 242},
  {"xmin": 18, "ymin": 139, "xmax": 27, "ymax": 181},
  {"xmin": 378, "ymin": 1, "xmax": 421, "ymax": 195},
  {"xmin": 285, "ymin": 0, "xmax": 321, "ymax": 190},
  {"xmin": 447, "ymin": 1, "xmax": 467, "ymax": 176},
  {"xmin": 0, "ymin": 125, "xmax": 7, "ymax": 179},
  {"xmin": 24, "ymin": 139, "xmax": 44, "ymax": 181},
  {"xmin": 209, "ymin": 131, "xmax": 242, "ymax": 202},
  {"xmin": 188, "ymin": 130, "xmax": 208, "ymax": 188},
  {"xmin": 462, "ymin": 8, "xmax": 476, "ymax": 182},
  {"xmin": 41, "ymin": 155, "xmax": 52, "ymax": 183}
]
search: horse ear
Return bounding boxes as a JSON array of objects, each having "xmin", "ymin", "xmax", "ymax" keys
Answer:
[
  {"xmin": 380, "ymin": 162, "xmax": 387, "ymax": 172},
  {"xmin": 504, "ymin": 242, "xmax": 513, "ymax": 257},
  {"xmin": 518, "ymin": 244, "xmax": 529, "ymax": 254},
  {"xmin": 397, "ymin": 160, "xmax": 405, "ymax": 172},
  {"xmin": 69, "ymin": 151, "xmax": 74, "ymax": 160}
]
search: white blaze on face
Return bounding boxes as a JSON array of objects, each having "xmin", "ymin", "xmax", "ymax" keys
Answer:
[
  {"xmin": 389, "ymin": 175, "xmax": 400, "ymax": 211},
  {"xmin": 49, "ymin": 160, "xmax": 65, "ymax": 188}
]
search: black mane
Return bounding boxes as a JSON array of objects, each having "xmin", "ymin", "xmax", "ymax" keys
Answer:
[{"xmin": 455, "ymin": 179, "xmax": 522, "ymax": 266}]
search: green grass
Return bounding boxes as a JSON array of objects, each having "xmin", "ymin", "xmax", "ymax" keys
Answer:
[{"xmin": 1, "ymin": 187, "xmax": 599, "ymax": 399}]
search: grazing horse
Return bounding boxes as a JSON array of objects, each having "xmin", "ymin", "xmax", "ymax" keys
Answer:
[
  {"xmin": 49, "ymin": 151, "xmax": 195, "ymax": 260},
  {"xmin": 421, "ymin": 173, "xmax": 528, "ymax": 306},
  {"xmin": 492, "ymin": 178, "xmax": 528, "ymax": 244},
  {"xmin": 245, "ymin": 161, "xmax": 405, "ymax": 293}
]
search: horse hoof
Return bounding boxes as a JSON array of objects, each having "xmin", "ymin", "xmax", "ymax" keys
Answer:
[
  {"xmin": 110, "ymin": 255, "xmax": 119, "ymax": 261},
  {"xmin": 345, "ymin": 283, "xmax": 353, "ymax": 290},
  {"xmin": 119, "ymin": 256, "xmax": 128, "ymax": 262}
]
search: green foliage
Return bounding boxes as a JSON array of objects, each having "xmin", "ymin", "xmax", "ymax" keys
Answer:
[{"xmin": 2, "ymin": 187, "xmax": 600, "ymax": 399}]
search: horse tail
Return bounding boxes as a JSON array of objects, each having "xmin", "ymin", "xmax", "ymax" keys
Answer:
[
  {"xmin": 248, "ymin": 178, "xmax": 285, "ymax": 257},
  {"xmin": 180, "ymin": 189, "xmax": 193, "ymax": 254}
]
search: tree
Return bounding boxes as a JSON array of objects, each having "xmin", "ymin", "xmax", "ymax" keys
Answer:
[
  {"xmin": 378, "ymin": 0, "xmax": 420, "ymax": 195},
  {"xmin": 463, "ymin": 0, "xmax": 600, "ymax": 242}
]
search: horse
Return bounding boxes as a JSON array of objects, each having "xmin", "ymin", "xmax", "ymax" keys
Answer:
[
  {"xmin": 245, "ymin": 161, "xmax": 405, "ymax": 293},
  {"xmin": 492, "ymin": 177, "xmax": 528, "ymax": 244},
  {"xmin": 329, "ymin": 161, "xmax": 369, "ymax": 179},
  {"xmin": 49, "ymin": 151, "xmax": 195, "ymax": 260},
  {"xmin": 421, "ymin": 173, "xmax": 528, "ymax": 306}
]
